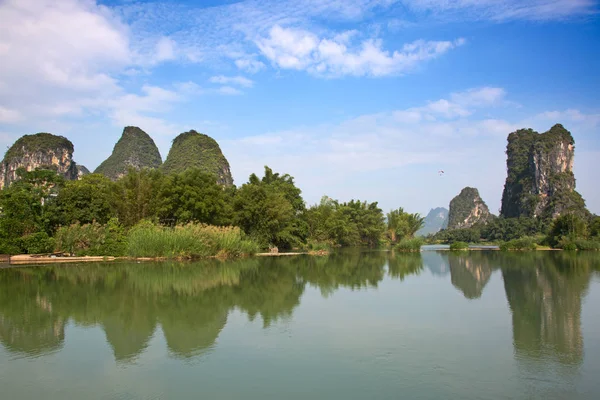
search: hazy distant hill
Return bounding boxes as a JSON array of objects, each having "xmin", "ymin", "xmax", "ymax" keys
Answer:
[{"xmin": 416, "ymin": 207, "xmax": 448, "ymax": 236}]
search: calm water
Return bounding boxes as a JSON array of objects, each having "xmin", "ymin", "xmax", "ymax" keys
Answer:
[{"xmin": 1, "ymin": 251, "xmax": 600, "ymax": 400}]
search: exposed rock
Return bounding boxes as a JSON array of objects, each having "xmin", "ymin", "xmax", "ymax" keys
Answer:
[
  {"xmin": 0, "ymin": 133, "xmax": 82, "ymax": 189},
  {"xmin": 95, "ymin": 126, "xmax": 162, "ymax": 180},
  {"xmin": 448, "ymin": 187, "xmax": 492, "ymax": 230},
  {"xmin": 416, "ymin": 207, "xmax": 448, "ymax": 236},
  {"xmin": 76, "ymin": 165, "xmax": 90, "ymax": 178},
  {"xmin": 162, "ymin": 130, "xmax": 233, "ymax": 186},
  {"xmin": 500, "ymin": 124, "xmax": 587, "ymax": 219}
]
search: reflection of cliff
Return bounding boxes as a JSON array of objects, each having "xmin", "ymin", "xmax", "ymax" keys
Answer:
[
  {"xmin": 502, "ymin": 254, "xmax": 591, "ymax": 365},
  {"xmin": 422, "ymin": 252, "xmax": 449, "ymax": 276},
  {"xmin": 449, "ymin": 253, "xmax": 493, "ymax": 299}
]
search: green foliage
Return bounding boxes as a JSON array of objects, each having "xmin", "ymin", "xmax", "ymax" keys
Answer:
[
  {"xmin": 547, "ymin": 213, "xmax": 588, "ymax": 248},
  {"xmin": 94, "ymin": 126, "xmax": 162, "ymax": 180},
  {"xmin": 54, "ymin": 218, "xmax": 127, "ymax": 256},
  {"xmin": 156, "ymin": 168, "xmax": 232, "ymax": 226},
  {"xmin": 3, "ymin": 133, "xmax": 73, "ymax": 162},
  {"xmin": 113, "ymin": 168, "xmax": 165, "ymax": 227},
  {"xmin": 304, "ymin": 196, "xmax": 385, "ymax": 248},
  {"xmin": 161, "ymin": 130, "xmax": 232, "ymax": 185},
  {"xmin": 395, "ymin": 237, "xmax": 424, "ymax": 252},
  {"xmin": 0, "ymin": 169, "xmax": 64, "ymax": 253},
  {"xmin": 386, "ymin": 208, "xmax": 424, "ymax": 243},
  {"xmin": 499, "ymin": 237, "xmax": 537, "ymax": 251},
  {"xmin": 55, "ymin": 174, "xmax": 119, "ymax": 225},
  {"xmin": 449, "ymin": 241, "xmax": 469, "ymax": 251},
  {"xmin": 126, "ymin": 221, "xmax": 258, "ymax": 258},
  {"xmin": 19, "ymin": 232, "xmax": 55, "ymax": 254},
  {"xmin": 234, "ymin": 166, "xmax": 306, "ymax": 250},
  {"xmin": 573, "ymin": 239, "xmax": 600, "ymax": 251}
]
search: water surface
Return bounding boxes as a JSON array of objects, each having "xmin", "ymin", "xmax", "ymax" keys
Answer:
[{"xmin": 1, "ymin": 250, "xmax": 599, "ymax": 399}]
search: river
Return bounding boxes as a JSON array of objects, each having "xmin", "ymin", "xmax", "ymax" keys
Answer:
[{"xmin": 1, "ymin": 250, "xmax": 599, "ymax": 399}]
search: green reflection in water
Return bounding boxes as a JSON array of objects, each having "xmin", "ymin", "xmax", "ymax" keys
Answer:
[{"xmin": 0, "ymin": 250, "xmax": 597, "ymax": 371}]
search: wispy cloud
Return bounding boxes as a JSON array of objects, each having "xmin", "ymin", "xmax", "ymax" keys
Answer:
[
  {"xmin": 209, "ymin": 75, "xmax": 255, "ymax": 88},
  {"xmin": 255, "ymin": 25, "xmax": 465, "ymax": 77}
]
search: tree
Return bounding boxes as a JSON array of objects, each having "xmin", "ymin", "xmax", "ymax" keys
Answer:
[
  {"xmin": 114, "ymin": 168, "xmax": 165, "ymax": 227},
  {"xmin": 156, "ymin": 168, "xmax": 231, "ymax": 226},
  {"xmin": 387, "ymin": 208, "xmax": 424, "ymax": 243},
  {"xmin": 55, "ymin": 174, "xmax": 118, "ymax": 226},
  {"xmin": 233, "ymin": 166, "xmax": 306, "ymax": 249},
  {"xmin": 547, "ymin": 213, "xmax": 588, "ymax": 248}
]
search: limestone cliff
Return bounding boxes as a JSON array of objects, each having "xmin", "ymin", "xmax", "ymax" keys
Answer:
[
  {"xmin": 500, "ymin": 124, "xmax": 587, "ymax": 219},
  {"xmin": 0, "ymin": 133, "xmax": 83, "ymax": 189},
  {"xmin": 94, "ymin": 126, "xmax": 162, "ymax": 180},
  {"xmin": 162, "ymin": 130, "xmax": 233, "ymax": 186},
  {"xmin": 448, "ymin": 187, "xmax": 492, "ymax": 230}
]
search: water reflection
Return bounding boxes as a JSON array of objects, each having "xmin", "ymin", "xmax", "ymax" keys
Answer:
[
  {"xmin": 0, "ymin": 250, "xmax": 597, "ymax": 369},
  {"xmin": 448, "ymin": 252, "xmax": 493, "ymax": 299},
  {"xmin": 501, "ymin": 252, "xmax": 592, "ymax": 366}
]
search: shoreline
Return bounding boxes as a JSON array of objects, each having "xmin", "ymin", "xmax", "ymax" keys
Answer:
[{"xmin": 1, "ymin": 250, "xmax": 330, "ymax": 267}]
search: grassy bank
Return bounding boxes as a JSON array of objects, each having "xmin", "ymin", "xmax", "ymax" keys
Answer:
[{"xmin": 54, "ymin": 220, "xmax": 259, "ymax": 259}]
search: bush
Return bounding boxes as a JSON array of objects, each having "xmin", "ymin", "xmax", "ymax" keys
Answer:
[
  {"xmin": 500, "ymin": 236, "xmax": 537, "ymax": 251},
  {"xmin": 573, "ymin": 239, "xmax": 600, "ymax": 251},
  {"xmin": 449, "ymin": 241, "xmax": 469, "ymax": 251},
  {"xmin": 126, "ymin": 221, "xmax": 259, "ymax": 259},
  {"xmin": 307, "ymin": 241, "xmax": 331, "ymax": 252},
  {"xmin": 395, "ymin": 237, "xmax": 424, "ymax": 252},
  {"xmin": 54, "ymin": 218, "xmax": 127, "ymax": 256},
  {"xmin": 20, "ymin": 232, "xmax": 55, "ymax": 254}
]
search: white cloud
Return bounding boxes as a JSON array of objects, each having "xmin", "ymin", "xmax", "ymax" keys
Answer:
[
  {"xmin": 255, "ymin": 25, "xmax": 464, "ymax": 77},
  {"xmin": 217, "ymin": 86, "xmax": 243, "ymax": 95},
  {"xmin": 209, "ymin": 75, "xmax": 255, "ymax": 88},
  {"xmin": 154, "ymin": 37, "xmax": 177, "ymax": 62},
  {"xmin": 235, "ymin": 58, "xmax": 267, "ymax": 73},
  {"xmin": 221, "ymin": 87, "xmax": 599, "ymax": 214}
]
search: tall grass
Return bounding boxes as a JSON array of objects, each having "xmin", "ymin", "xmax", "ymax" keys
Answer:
[
  {"xmin": 499, "ymin": 236, "xmax": 537, "ymax": 251},
  {"xmin": 395, "ymin": 237, "xmax": 424, "ymax": 252},
  {"xmin": 449, "ymin": 241, "xmax": 469, "ymax": 251},
  {"xmin": 126, "ymin": 221, "xmax": 259, "ymax": 259}
]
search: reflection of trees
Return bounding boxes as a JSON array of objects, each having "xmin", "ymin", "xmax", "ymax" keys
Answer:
[
  {"xmin": 448, "ymin": 252, "xmax": 493, "ymax": 299},
  {"xmin": 387, "ymin": 252, "xmax": 424, "ymax": 281},
  {"xmin": 501, "ymin": 252, "xmax": 591, "ymax": 365},
  {"xmin": 0, "ymin": 271, "xmax": 66, "ymax": 356}
]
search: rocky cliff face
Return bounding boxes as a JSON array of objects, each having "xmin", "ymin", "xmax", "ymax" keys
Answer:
[
  {"xmin": 0, "ymin": 133, "xmax": 83, "ymax": 189},
  {"xmin": 162, "ymin": 130, "xmax": 233, "ymax": 186},
  {"xmin": 416, "ymin": 207, "xmax": 448, "ymax": 236},
  {"xmin": 500, "ymin": 124, "xmax": 586, "ymax": 219},
  {"xmin": 448, "ymin": 187, "xmax": 492, "ymax": 230},
  {"xmin": 94, "ymin": 126, "xmax": 162, "ymax": 180}
]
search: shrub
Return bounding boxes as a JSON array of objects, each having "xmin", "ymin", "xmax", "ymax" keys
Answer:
[
  {"xmin": 499, "ymin": 236, "xmax": 537, "ymax": 251},
  {"xmin": 449, "ymin": 241, "xmax": 469, "ymax": 251},
  {"xmin": 54, "ymin": 218, "xmax": 127, "ymax": 256},
  {"xmin": 573, "ymin": 239, "xmax": 600, "ymax": 251},
  {"xmin": 395, "ymin": 237, "xmax": 424, "ymax": 252},
  {"xmin": 126, "ymin": 221, "xmax": 259, "ymax": 259},
  {"xmin": 20, "ymin": 232, "xmax": 55, "ymax": 254}
]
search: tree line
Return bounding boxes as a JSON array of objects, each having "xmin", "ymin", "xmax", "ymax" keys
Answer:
[{"xmin": 0, "ymin": 166, "xmax": 424, "ymax": 255}]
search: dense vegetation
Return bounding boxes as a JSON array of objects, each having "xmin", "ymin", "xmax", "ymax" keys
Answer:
[
  {"xmin": 161, "ymin": 130, "xmax": 233, "ymax": 186},
  {"xmin": 0, "ymin": 166, "xmax": 424, "ymax": 256},
  {"xmin": 94, "ymin": 126, "xmax": 162, "ymax": 180},
  {"xmin": 431, "ymin": 213, "xmax": 600, "ymax": 250}
]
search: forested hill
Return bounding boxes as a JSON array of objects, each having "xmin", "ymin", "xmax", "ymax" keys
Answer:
[{"xmin": 95, "ymin": 126, "xmax": 162, "ymax": 180}]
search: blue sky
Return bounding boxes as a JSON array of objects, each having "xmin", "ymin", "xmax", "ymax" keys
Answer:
[{"xmin": 0, "ymin": 0, "xmax": 599, "ymax": 215}]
